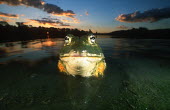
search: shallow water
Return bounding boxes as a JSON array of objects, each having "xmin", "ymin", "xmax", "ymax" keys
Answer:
[{"xmin": 0, "ymin": 35, "xmax": 170, "ymax": 110}]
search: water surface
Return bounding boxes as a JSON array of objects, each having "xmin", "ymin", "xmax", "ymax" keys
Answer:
[{"xmin": 0, "ymin": 35, "xmax": 170, "ymax": 110}]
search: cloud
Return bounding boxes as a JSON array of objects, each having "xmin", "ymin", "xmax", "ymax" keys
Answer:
[
  {"xmin": 24, "ymin": 18, "xmax": 70, "ymax": 27},
  {"xmin": 61, "ymin": 19, "xmax": 79, "ymax": 24},
  {"xmin": 115, "ymin": 25, "xmax": 131, "ymax": 30},
  {"xmin": 43, "ymin": 3, "xmax": 76, "ymax": 18},
  {"xmin": 115, "ymin": 7, "xmax": 170, "ymax": 23},
  {"xmin": 0, "ymin": 0, "xmax": 76, "ymax": 18},
  {"xmin": 0, "ymin": 18, "xmax": 14, "ymax": 22},
  {"xmin": 0, "ymin": 0, "xmax": 44, "ymax": 7},
  {"xmin": 85, "ymin": 11, "xmax": 89, "ymax": 16},
  {"xmin": 0, "ymin": 12, "xmax": 19, "ymax": 18}
]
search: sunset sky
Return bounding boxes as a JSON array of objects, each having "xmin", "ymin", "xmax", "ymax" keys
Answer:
[{"xmin": 0, "ymin": 0, "xmax": 170, "ymax": 33}]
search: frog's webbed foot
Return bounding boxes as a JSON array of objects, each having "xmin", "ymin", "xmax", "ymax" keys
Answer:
[
  {"xmin": 58, "ymin": 60, "xmax": 67, "ymax": 73},
  {"xmin": 93, "ymin": 60, "xmax": 106, "ymax": 77}
]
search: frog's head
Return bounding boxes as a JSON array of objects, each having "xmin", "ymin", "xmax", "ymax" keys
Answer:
[
  {"xmin": 59, "ymin": 34, "xmax": 104, "ymax": 57},
  {"xmin": 58, "ymin": 34, "xmax": 106, "ymax": 77}
]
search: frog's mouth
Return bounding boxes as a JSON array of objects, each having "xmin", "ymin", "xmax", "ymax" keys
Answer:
[
  {"xmin": 60, "ymin": 50, "xmax": 104, "ymax": 57},
  {"xmin": 59, "ymin": 57, "xmax": 104, "ymax": 77},
  {"xmin": 58, "ymin": 50, "xmax": 105, "ymax": 77}
]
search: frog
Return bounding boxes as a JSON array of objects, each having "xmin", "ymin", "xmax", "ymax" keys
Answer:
[{"xmin": 58, "ymin": 34, "xmax": 106, "ymax": 77}]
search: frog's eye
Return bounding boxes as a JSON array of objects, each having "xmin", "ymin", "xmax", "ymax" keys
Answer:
[
  {"xmin": 89, "ymin": 35, "xmax": 96, "ymax": 44},
  {"xmin": 65, "ymin": 36, "xmax": 71, "ymax": 45}
]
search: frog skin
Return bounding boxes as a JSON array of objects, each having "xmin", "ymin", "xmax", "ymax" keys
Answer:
[{"xmin": 58, "ymin": 34, "xmax": 106, "ymax": 77}]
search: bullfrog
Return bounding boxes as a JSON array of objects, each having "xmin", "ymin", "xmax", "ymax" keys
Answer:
[{"xmin": 58, "ymin": 34, "xmax": 106, "ymax": 77}]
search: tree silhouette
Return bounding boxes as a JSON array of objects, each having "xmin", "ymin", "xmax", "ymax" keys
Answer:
[
  {"xmin": 0, "ymin": 22, "xmax": 89, "ymax": 42},
  {"xmin": 110, "ymin": 27, "xmax": 170, "ymax": 39}
]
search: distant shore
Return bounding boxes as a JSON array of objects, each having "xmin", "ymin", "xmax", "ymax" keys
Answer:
[
  {"xmin": 1, "ymin": 24, "xmax": 170, "ymax": 43},
  {"xmin": 0, "ymin": 24, "xmax": 88, "ymax": 43},
  {"xmin": 96, "ymin": 28, "xmax": 170, "ymax": 39}
]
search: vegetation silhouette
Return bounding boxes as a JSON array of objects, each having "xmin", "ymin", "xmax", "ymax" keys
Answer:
[
  {"xmin": 1, "ymin": 21, "xmax": 170, "ymax": 43},
  {"xmin": 94, "ymin": 27, "xmax": 170, "ymax": 39},
  {"xmin": 108, "ymin": 27, "xmax": 170, "ymax": 39},
  {"xmin": 0, "ymin": 21, "xmax": 88, "ymax": 42}
]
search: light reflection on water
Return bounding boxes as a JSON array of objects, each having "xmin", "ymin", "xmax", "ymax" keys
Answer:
[
  {"xmin": 0, "ymin": 35, "xmax": 170, "ymax": 109},
  {"xmin": 0, "ymin": 38, "xmax": 64, "ymax": 62},
  {"xmin": 1, "ymin": 36, "xmax": 170, "ymax": 61}
]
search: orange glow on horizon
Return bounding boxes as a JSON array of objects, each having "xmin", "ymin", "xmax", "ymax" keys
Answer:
[
  {"xmin": 24, "ymin": 20, "xmax": 56, "ymax": 27},
  {"xmin": 0, "ymin": 14, "xmax": 19, "ymax": 18},
  {"xmin": 0, "ymin": 18, "xmax": 15, "ymax": 22},
  {"xmin": 24, "ymin": 19, "xmax": 75, "ymax": 28}
]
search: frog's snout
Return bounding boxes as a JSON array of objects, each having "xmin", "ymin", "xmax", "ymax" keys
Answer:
[{"xmin": 69, "ymin": 50, "xmax": 87, "ymax": 57}]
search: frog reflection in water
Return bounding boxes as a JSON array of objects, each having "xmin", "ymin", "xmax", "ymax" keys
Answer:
[{"xmin": 58, "ymin": 34, "xmax": 106, "ymax": 77}]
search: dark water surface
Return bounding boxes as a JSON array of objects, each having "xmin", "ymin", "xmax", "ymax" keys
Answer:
[{"xmin": 0, "ymin": 35, "xmax": 170, "ymax": 110}]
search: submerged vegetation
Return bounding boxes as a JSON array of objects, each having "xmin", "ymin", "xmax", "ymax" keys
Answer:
[{"xmin": 0, "ymin": 58, "xmax": 170, "ymax": 110}]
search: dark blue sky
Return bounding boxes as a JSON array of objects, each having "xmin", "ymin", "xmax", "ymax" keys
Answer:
[{"xmin": 0, "ymin": 0, "xmax": 170, "ymax": 32}]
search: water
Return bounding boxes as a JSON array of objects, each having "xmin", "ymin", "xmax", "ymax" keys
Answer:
[{"xmin": 0, "ymin": 35, "xmax": 170, "ymax": 110}]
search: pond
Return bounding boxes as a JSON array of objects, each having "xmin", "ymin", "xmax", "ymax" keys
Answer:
[{"xmin": 0, "ymin": 35, "xmax": 170, "ymax": 110}]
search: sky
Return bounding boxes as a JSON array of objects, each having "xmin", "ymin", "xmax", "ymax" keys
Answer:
[{"xmin": 0, "ymin": 0, "xmax": 170, "ymax": 33}]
